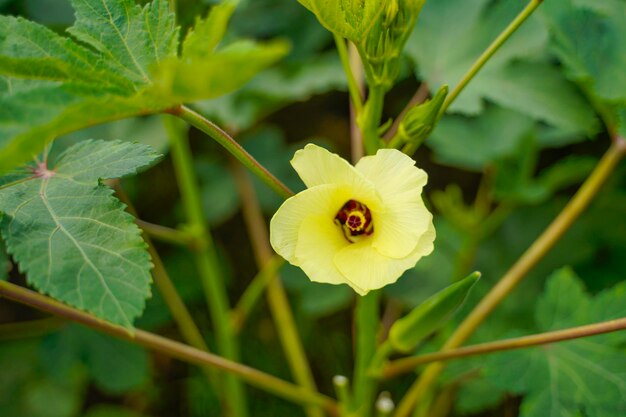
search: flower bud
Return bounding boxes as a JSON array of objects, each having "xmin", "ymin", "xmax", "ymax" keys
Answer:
[
  {"xmin": 395, "ymin": 84, "xmax": 448, "ymax": 149},
  {"xmin": 360, "ymin": 0, "xmax": 426, "ymax": 90}
]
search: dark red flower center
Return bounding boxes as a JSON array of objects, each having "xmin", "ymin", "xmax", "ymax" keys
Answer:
[{"xmin": 335, "ymin": 199, "xmax": 374, "ymax": 243}]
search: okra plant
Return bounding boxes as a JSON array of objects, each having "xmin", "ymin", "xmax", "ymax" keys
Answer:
[{"xmin": 0, "ymin": 0, "xmax": 625, "ymax": 416}]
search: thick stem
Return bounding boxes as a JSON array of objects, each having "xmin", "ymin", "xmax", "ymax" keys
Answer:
[
  {"xmin": 438, "ymin": 0, "xmax": 543, "ymax": 117},
  {"xmin": 353, "ymin": 291, "xmax": 380, "ymax": 417},
  {"xmin": 169, "ymin": 105, "xmax": 293, "ymax": 200},
  {"xmin": 0, "ymin": 281, "xmax": 338, "ymax": 415},
  {"xmin": 350, "ymin": 43, "xmax": 366, "ymax": 163},
  {"xmin": 232, "ymin": 162, "xmax": 324, "ymax": 417},
  {"xmin": 164, "ymin": 116, "xmax": 248, "ymax": 417},
  {"xmin": 394, "ymin": 140, "xmax": 626, "ymax": 417},
  {"xmin": 384, "ymin": 316, "xmax": 626, "ymax": 378}
]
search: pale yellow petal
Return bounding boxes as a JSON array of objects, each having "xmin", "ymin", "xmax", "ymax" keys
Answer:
[
  {"xmin": 371, "ymin": 200, "xmax": 433, "ymax": 258},
  {"xmin": 270, "ymin": 183, "xmax": 351, "ymax": 263},
  {"xmin": 294, "ymin": 214, "xmax": 351, "ymax": 285},
  {"xmin": 291, "ymin": 144, "xmax": 370, "ymax": 191},
  {"xmin": 355, "ymin": 148, "xmax": 427, "ymax": 203},
  {"xmin": 334, "ymin": 220, "xmax": 436, "ymax": 295}
]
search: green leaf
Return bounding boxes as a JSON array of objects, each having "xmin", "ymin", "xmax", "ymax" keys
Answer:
[
  {"xmin": 543, "ymin": 0, "xmax": 626, "ymax": 104},
  {"xmin": 388, "ymin": 272, "xmax": 480, "ymax": 353},
  {"xmin": 67, "ymin": 0, "xmax": 178, "ymax": 86},
  {"xmin": 482, "ymin": 267, "xmax": 626, "ymax": 417},
  {"xmin": 182, "ymin": 1, "xmax": 236, "ymax": 58},
  {"xmin": 429, "ymin": 105, "xmax": 535, "ymax": 171},
  {"xmin": 195, "ymin": 52, "xmax": 345, "ymax": 131},
  {"xmin": 0, "ymin": 140, "xmax": 160, "ymax": 329},
  {"xmin": 0, "ymin": 0, "xmax": 288, "ymax": 173},
  {"xmin": 297, "ymin": 0, "xmax": 385, "ymax": 42},
  {"xmin": 406, "ymin": 0, "xmax": 597, "ymax": 135},
  {"xmin": 153, "ymin": 39, "xmax": 290, "ymax": 102}
]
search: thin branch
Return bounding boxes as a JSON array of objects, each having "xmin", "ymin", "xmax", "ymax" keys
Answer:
[
  {"xmin": 168, "ymin": 105, "xmax": 293, "ymax": 200},
  {"xmin": 0, "ymin": 280, "xmax": 338, "ymax": 415},
  {"xmin": 384, "ymin": 317, "xmax": 626, "ymax": 378},
  {"xmin": 394, "ymin": 139, "xmax": 626, "ymax": 417}
]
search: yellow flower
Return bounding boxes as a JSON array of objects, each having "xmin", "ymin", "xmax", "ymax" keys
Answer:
[{"xmin": 270, "ymin": 144, "xmax": 435, "ymax": 295}]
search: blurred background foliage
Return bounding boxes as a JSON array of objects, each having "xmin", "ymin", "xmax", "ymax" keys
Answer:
[{"xmin": 0, "ymin": 0, "xmax": 625, "ymax": 416}]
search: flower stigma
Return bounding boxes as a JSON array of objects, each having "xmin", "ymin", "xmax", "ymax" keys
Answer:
[{"xmin": 335, "ymin": 199, "xmax": 374, "ymax": 243}]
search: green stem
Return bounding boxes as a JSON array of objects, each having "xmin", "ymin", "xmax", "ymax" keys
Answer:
[
  {"xmin": 438, "ymin": 0, "xmax": 543, "ymax": 117},
  {"xmin": 335, "ymin": 34, "xmax": 364, "ymax": 114},
  {"xmin": 164, "ymin": 116, "xmax": 248, "ymax": 417},
  {"xmin": 361, "ymin": 86, "xmax": 386, "ymax": 155},
  {"xmin": 135, "ymin": 219, "xmax": 196, "ymax": 247},
  {"xmin": 353, "ymin": 291, "xmax": 380, "ymax": 417},
  {"xmin": 394, "ymin": 140, "xmax": 626, "ymax": 417},
  {"xmin": 384, "ymin": 316, "xmax": 626, "ymax": 378},
  {"xmin": 232, "ymin": 162, "xmax": 324, "ymax": 417},
  {"xmin": 231, "ymin": 255, "xmax": 284, "ymax": 332},
  {"xmin": 168, "ymin": 105, "xmax": 293, "ymax": 200},
  {"xmin": 0, "ymin": 280, "xmax": 338, "ymax": 415}
]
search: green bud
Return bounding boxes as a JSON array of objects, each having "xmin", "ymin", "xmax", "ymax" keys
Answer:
[
  {"xmin": 388, "ymin": 272, "xmax": 480, "ymax": 353},
  {"xmin": 394, "ymin": 84, "xmax": 448, "ymax": 149},
  {"xmin": 360, "ymin": 0, "xmax": 426, "ymax": 89}
]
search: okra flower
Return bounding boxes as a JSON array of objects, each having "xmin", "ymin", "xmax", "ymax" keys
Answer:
[{"xmin": 270, "ymin": 144, "xmax": 435, "ymax": 295}]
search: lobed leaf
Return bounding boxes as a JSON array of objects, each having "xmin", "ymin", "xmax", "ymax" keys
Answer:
[
  {"xmin": 482, "ymin": 268, "xmax": 626, "ymax": 417},
  {"xmin": 0, "ymin": 0, "xmax": 289, "ymax": 173},
  {"xmin": 0, "ymin": 140, "xmax": 160, "ymax": 329}
]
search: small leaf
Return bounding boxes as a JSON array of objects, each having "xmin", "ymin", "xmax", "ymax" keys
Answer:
[
  {"xmin": 297, "ymin": 0, "xmax": 385, "ymax": 42},
  {"xmin": 0, "ymin": 140, "xmax": 160, "ymax": 329},
  {"xmin": 388, "ymin": 271, "xmax": 480, "ymax": 353}
]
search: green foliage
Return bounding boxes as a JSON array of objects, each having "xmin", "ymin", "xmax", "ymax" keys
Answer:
[
  {"xmin": 479, "ymin": 268, "xmax": 626, "ymax": 417},
  {"xmin": 0, "ymin": 0, "xmax": 289, "ymax": 173},
  {"xmin": 296, "ymin": 0, "xmax": 385, "ymax": 42},
  {"xmin": 84, "ymin": 406, "xmax": 149, "ymax": 417},
  {"xmin": 0, "ymin": 140, "xmax": 160, "ymax": 328},
  {"xmin": 393, "ymin": 84, "xmax": 447, "ymax": 148},
  {"xmin": 388, "ymin": 272, "xmax": 480, "ymax": 352}
]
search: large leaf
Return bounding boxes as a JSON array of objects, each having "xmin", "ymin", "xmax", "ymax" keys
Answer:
[
  {"xmin": 0, "ymin": 140, "xmax": 160, "ymax": 328},
  {"xmin": 482, "ymin": 268, "xmax": 626, "ymax": 417},
  {"xmin": 296, "ymin": 0, "xmax": 385, "ymax": 42},
  {"xmin": 405, "ymin": 0, "xmax": 597, "ymax": 134},
  {"xmin": 0, "ymin": 0, "xmax": 289, "ymax": 173}
]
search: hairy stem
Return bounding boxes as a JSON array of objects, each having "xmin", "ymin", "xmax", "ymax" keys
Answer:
[
  {"xmin": 438, "ymin": 0, "xmax": 543, "ymax": 116},
  {"xmin": 394, "ymin": 139, "xmax": 626, "ymax": 417},
  {"xmin": 361, "ymin": 86, "xmax": 385, "ymax": 155},
  {"xmin": 232, "ymin": 162, "xmax": 324, "ymax": 417},
  {"xmin": 169, "ymin": 105, "xmax": 293, "ymax": 200},
  {"xmin": 0, "ymin": 280, "xmax": 338, "ymax": 415},
  {"xmin": 164, "ymin": 116, "xmax": 248, "ymax": 417},
  {"xmin": 384, "ymin": 316, "xmax": 626, "ymax": 378}
]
